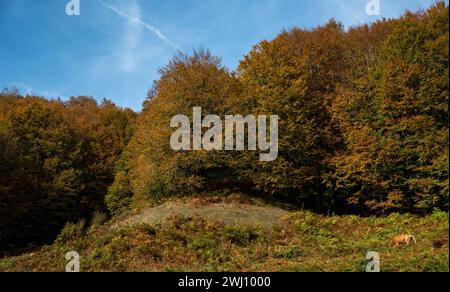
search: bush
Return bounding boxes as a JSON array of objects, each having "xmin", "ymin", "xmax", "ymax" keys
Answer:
[
  {"xmin": 105, "ymin": 168, "xmax": 133, "ymax": 216},
  {"xmin": 422, "ymin": 255, "xmax": 449, "ymax": 272},
  {"xmin": 273, "ymin": 245, "xmax": 303, "ymax": 259},
  {"xmin": 91, "ymin": 211, "xmax": 108, "ymax": 227},
  {"xmin": 137, "ymin": 224, "xmax": 159, "ymax": 236},
  {"xmin": 56, "ymin": 219, "xmax": 86, "ymax": 244},
  {"xmin": 223, "ymin": 225, "xmax": 261, "ymax": 246},
  {"xmin": 188, "ymin": 237, "xmax": 216, "ymax": 251}
]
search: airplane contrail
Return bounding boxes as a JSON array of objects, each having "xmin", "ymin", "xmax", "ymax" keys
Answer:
[{"xmin": 97, "ymin": 0, "xmax": 181, "ymax": 51}]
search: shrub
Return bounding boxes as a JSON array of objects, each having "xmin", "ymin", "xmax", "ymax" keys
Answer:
[
  {"xmin": 105, "ymin": 170, "xmax": 133, "ymax": 216},
  {"xmin": 91, "ymin": 211, "xmax": 108, "ymax": 227},
  {"xmin": 272, "ymin": 245, "xmax": 303, "ymax": 259},
  {"xmin": 188, "ymin": 237, "xmax": 216, "ymax": 251},
  {"xmin": 223, "ymin": 225, "xmax": 261, "ymax": 246},
  {"xmin": 56, "ymin": 219, "xmax": 86, "ymax": 244},
  {"xmin": 422, "ymin": 255, "xmax": 449, "ymax": 272}
]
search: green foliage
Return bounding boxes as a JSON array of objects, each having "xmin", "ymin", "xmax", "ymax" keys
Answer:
[
  {"xmin": 272, "ymin": 245, "xmax": 304, "ymax": 259},
  {"xmin": 422, "ymin": 255, "xmax": 449, "ymax": 272},
  {"xmin": 56, "ymin": 219, "xmax": 86, "ymax": 244},
  {"xmin": 1, "ymin": 210, "xmax": 447, "ymax": 272},
  {"xmin": 223, "ymin": 225, "xmax": 261, "ymax": 246},
  {"xmin": 187, "ymin": 237, "xmax": 217, "ymax": 251},
  {"xmin": 105, "ymin": 152, "xmax": 133, "ymax": 216},
  {"xmin": 91, "ymin": 211, "xmax": 108, "ymax": 227}
]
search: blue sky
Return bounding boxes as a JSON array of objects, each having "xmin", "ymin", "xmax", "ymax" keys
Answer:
[{"xmin": 0, "ymin": 0, "xmax": 445, "ymax": 111}]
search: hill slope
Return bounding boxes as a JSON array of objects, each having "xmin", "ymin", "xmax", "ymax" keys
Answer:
[
  {"xmin": 0, "ymin": 198, "xmax": 448, "ymax": 272},
  {"xmin": 115, "ymin": 201, "xmax": 289, "ymax": 229}
]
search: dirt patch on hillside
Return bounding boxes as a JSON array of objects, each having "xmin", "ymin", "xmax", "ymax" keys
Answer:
[{"xmin": 115, "ymin": 202, "xmax": 289, "ymax": 228}]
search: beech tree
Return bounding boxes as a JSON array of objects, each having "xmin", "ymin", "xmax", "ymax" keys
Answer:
[{"xmin": 119, "ymin": 50, "xmax": 244, "ymax": 208}]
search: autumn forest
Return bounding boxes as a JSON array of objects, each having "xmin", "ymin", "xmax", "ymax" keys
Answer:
[{"xmin": 0, "ymin": 3, "xmax": 448, "ymax": 257}]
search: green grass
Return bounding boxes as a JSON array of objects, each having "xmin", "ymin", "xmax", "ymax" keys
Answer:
[{"xmin": 0, "ymin": 209, "xmax": 448, "ymax": 272}]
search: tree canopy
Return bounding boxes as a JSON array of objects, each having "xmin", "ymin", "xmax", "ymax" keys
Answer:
[{"xmin": 1, "ymin": 2, "xmax": 448, "ymax": 252}]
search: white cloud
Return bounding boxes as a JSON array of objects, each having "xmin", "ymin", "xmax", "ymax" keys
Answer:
[
  {"xmin": 120, "ymin": 0, "xmax": 142, "ymax": 72},
  {"xmin": 97, "ymin": 0, "xmax": 180, "ymax": 51}
]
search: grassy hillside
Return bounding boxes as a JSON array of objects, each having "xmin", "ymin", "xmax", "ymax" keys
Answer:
[{"xmin": 1, "ymin": 197, "xmax": 448, "ymax": 272}]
